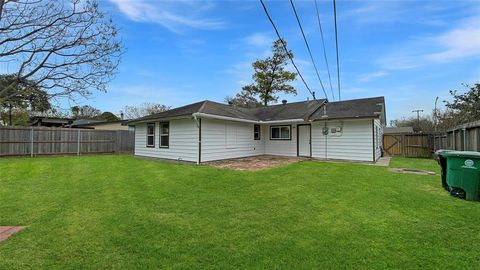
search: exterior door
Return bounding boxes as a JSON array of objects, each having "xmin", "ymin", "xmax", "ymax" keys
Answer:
[{"xmin": 298, "ymin": 124, "xmax": 311, "ymax": 157}]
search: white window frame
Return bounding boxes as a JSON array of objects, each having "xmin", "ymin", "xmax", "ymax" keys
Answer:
[
  {"xmin": 159, "ymin": 122, "xmax": 169, "ymax": 148},
  {"xmin": 146, "ymin": 123, "xmax": 155, "ymax": 147},
  {"xmin": 270, "ymin": 125, "xmax": 291, "ymax": 140}
]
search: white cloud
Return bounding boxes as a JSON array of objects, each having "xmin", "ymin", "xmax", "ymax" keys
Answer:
[
  {"xmin": 108, "ymin": 0, "xmax": 225, "ymax": 33},
  {"xmin": 425, "ymin": 18, "xmax": 480, "ymax": 62},
  {"xmin": 341, "ymin": 0, "xmax": 470, "ymax": 27},
  {"xmin": 377, "ymin": 16, "xmax": 480, "ymax": 71},
  {"xmin": 358, "ymin": 71, "xmax": 389, "ymax": 82},
  {"xmin": 243, "ymin": 32, "xmax": 273, "ymax": 47}
]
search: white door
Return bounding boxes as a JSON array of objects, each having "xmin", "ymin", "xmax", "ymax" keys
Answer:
[{"xmin": 298, "ymin": 125, "xmax": 311, "ymax": 157}]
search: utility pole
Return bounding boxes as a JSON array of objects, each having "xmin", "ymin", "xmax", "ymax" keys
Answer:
[
  {"xmin": 434, "ymin": 97, "xmax": 439, "ymax": 132},
  {"xmin": 412, "ymin": 109, "xmax": 424, "ymax": 131}
]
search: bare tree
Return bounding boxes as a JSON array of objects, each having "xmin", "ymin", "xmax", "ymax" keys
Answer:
[
  {"xmin": 122, "ymin": 103, "xmax": 170, "ymax": 119},
  {"xmin": 0, "ymin": 0, "xmax": 122, "ymax": 102}
]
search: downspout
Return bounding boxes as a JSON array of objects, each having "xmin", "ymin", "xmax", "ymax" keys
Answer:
[
  {"xmin": 463, "ymin": 128, "xmax": 467, "ymax": 151},
  {"xmin": 324, "ymin": 121, "xmax": 328, "ymax": 160},
  {"xmin": 193, "ymin": 115, "xmax": 201, "ymax": 165},
  {"xmin": 322, "ymin": 106, "xmax": 328, "ymax": 160},
  {"xmin": 372, "ymin": 119, "xmax": 375, "ymax": 162}
]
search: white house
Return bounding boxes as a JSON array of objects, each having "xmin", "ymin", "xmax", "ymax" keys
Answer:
[{"xmin": 127, "ymin": 97, "xmax": 386, "ymax": 163}]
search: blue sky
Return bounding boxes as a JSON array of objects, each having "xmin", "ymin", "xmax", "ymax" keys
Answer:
[{"xmin": 79, "ymin": 0, "xmax": 479, "ymax": 123}]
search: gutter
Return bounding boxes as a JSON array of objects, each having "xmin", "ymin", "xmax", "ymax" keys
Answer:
[
  {"xmin": 125, "ymin": 115, "xmax": 191, "ymax": 125},
  {"xmin": 311, "ymin": 116, "xmax": 378, "ymax": 122},
  {"xmin": 191, "ymin": 112, "xmax": 304, "ymax": 124}
]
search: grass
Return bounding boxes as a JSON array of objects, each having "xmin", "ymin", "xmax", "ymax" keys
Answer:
[
  {"xmin": 389, "ymin": 157, "xmax": 440, "ymax": 172},
  {"xmin": 0, "ymin": 155, "xmax": 479, "ymax": 269}
]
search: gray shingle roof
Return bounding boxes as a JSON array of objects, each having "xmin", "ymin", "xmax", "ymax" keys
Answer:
[
  {"xmin": 245, "ymin": 99, "xmax": 326, "ymax": 121},
  {"xmin": 309, "ymin": 96, "xmax": 385, "ymax": 123},
  {"xmin": 200, "ymin": 101, "xmax": 259, "ymax": 120},
  {"xmin": 127, "ymin": 97, "xmax": 385, "ymax": 124}
]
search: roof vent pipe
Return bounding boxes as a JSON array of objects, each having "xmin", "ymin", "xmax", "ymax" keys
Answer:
[{"xmin": 282, "ymin": 100, "xmax": 287, "ymax": 105}]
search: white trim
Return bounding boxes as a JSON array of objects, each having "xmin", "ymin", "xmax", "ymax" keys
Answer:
[{"xmin": 191, "ymin": 112, "xmax": 304, "ymax": 124}]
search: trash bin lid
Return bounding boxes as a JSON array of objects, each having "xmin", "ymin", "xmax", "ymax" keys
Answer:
[
  {"xmin": 435, "ymin": 149, "xmax": 454, "ymax": 156},
  {"xmin": 441, "ymin": 151, "xmax": 480, "ymax": 159}
]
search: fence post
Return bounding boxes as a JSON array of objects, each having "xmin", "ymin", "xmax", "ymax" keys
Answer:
[
  {"xmin": 77, "ymin": 129, "xmax": 81, "ymax": 155},
  {"xmin": 30, "ymin": 127, "xmax": 34, "ymax": 157},
  {"xmin": 115, "ymin": 131, "xmax": 119, "ymax": 153}
]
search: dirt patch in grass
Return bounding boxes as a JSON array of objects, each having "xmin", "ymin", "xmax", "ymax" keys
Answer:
[
  {"xmin": 208, "ymin": 155, "xmax": 308, "ymax": 171},
  {"xmin": 389, "ymin": 168, "xmax": 437, "ymax": 175},
  {"xmin": 0, "ymin": 226, "xmax": 25, "ymax": 242}
]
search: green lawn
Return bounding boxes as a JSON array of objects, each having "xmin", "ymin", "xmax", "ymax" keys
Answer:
[
  {"xmin": 1, "ymin": 155, "xmax": 479, "ymax": 269},
  {"xmin": 389, "ymin": 157, "xmax": 440, "ymax": 172}
]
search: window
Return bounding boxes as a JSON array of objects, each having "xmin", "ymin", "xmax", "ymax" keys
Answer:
[
  {"xmin": 146, "ymin": 123, "xmax": 155, "ymax": 147},
  {"xmin": 254, "ymin": 124, "xmax": 261, "ymax": 140},
  {"xmin": 270, "ymin": 125, "xmax": 291, "ymax": 140},
  {"xmin": 159, "ymin": 122, "xmax": 169, "ymax": 148}
]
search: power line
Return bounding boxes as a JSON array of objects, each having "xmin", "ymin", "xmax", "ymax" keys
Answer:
[
  {"xmin": 259, "ymin": 0, "xmax": 316, "ymax": 100},
  {"xmin": 289, "ymin": 0, "xmax": 328, "ymax": 100},
  {"xmin": 333, "ymin": 0, "xmax": 341, "ymax": 100},
  {"xmin": 314, "ymin": 0, "xmax": 335, "ymax": 101}
]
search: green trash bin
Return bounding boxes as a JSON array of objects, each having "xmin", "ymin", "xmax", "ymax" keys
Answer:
[
  {"xmin": 435, "ymin": 150, "xmax": 454, "ymax": 191},
  {"xmin": 441, "ymin": 151, "xmax": 480, "ymax": 201}
]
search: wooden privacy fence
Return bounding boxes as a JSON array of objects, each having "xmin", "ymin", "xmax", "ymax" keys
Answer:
[
  {"xmin": 383, "ymin": 133, "xmax": 448, "ymax": 158},
  {"xmin": 446, "ymin": 121, "xmax": 480, "ymax": 152},
  {"xmin": 383, "ymin": 134, "xmax": 431, "ymax": 158},
  {"xmin": 0, "ymin": 126, "xmax": 134, "ymax": 157}
]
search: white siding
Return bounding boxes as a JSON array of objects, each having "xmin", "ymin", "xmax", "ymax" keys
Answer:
[
  {"xmin": 374, "ymin": 118, "xmax": 383, "ymax": 161},
  {"xmin": 201, "ymin": 118, "xmax": 264, "ymax": 162},
  {"xmin": 311, "ymin": 119, "xmax": 374, "ymax": 162},
  {"xmin": 264, "ymin": 124, "xmax": 298, "ymax": 156},
  {"xmin": 134, "ymin": 119, "xmax": 198, "ymax": 162},
  {"xmin": 134, "ymin": 117, "xmax": 380, "ymax": 163}
]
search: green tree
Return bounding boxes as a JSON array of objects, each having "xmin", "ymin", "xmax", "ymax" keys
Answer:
[
  {"xmin": 97, "ymin": 112, "xmax": 119, "ymax": 121},
  {"xmin": 235, "ymin": 39, "xmax": 297, "ymax": 106},
  {"xmin": 444, "ymin": 83, "xmax": 480, "ymax": 124},
  {"xmin": 0, "ymin": 74, "xmax": 51, "ymax": 125}
]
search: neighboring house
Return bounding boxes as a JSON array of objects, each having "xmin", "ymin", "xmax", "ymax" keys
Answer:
[
  {"xmin": 127, "ymin": 96, "xmax": 386, "ymax": 163},
  {"xmin": 384, "ymin": 126, "xmax": 414, "ymax": 134},
  {"xmin": 30, "ymin": 116, "xmax": 74, "ymax": 127},
  {"xmin": 70, "ymin": 119, "xmax": 131, "ymax": 130}
]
